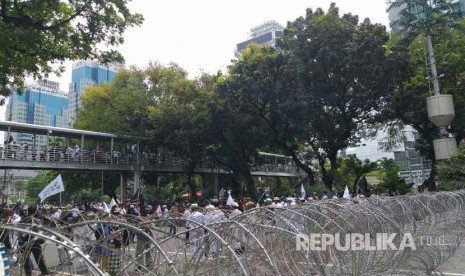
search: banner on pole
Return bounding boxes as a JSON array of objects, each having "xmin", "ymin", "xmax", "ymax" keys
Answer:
[{"xmin": 38, "ymin": 174, "xmax": 64, "ymax": 203}]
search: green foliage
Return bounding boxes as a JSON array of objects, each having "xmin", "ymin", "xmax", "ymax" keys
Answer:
[
  {"xmin": 76, "ymin": 63, "xmax": 215, "ymax": 197},
  {"xmin": 335, "ymin": 156, "xmax": 377, "ymax": 192},
  {"xmin": 376, "ymin": 158, "xmax": 412, "ymax": 195},
  {"xmin": 48, "ymin": 137, "xmax": 66, "ymax": 148},
  {"xmin": 276, "ymin": 4, "xmax": 399, "ymax": 189},
  {"xmin": 69, "ymin": 4, "xmax": 465, "ymax": 200},
  {"xmin": 306, "ymin": 184, "xmax": 332, "ymax": 198},
  {"xmin": 0, "ymin": 0, "xmax": 143, "ymax": 98},
  {"xmin": 386, "ymin": 4, "xmax": 465, "ymax": 190},
  {"xmin": 437, "ymin": 145, "xmax": 465, "ymax": 190}
]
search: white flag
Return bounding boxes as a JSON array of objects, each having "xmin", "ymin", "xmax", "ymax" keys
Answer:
[
  {"xmin": 343, "ymin": 185, "xmax": 351, "ymax": 199},
  {"xmin": 218, "ymin": 187, "xmax": 225, "ymax": 198},
  {"xmin": 38, "ymin": 174, "xmax": 64, "ymax": 203},
  {"xmin": 300, "ymin": 184, "xmax": 306, "ymax": 199},
  {"xmin": 226, "ymin": 190, "xmax": 234, "ymax": 206},
  {"xmin": 102, "ymin": 202, "xmax": 110, "ymax": 213},
  {"xmin": 109, "ymin": 198, "xmax": 117, "ymax": 210},
  {"xmin": 156, "ymin": 204, "xmax": 162, "ymax": 216}
]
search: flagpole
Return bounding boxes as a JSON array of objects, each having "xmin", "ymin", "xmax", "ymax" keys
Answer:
[{"xmin": 60, "ymin": 192, "xmax": 62, "ymax": 207}]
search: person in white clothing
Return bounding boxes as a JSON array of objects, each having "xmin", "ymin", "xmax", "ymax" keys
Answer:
[
  {"xmin": 229, "ymin": 202, "xmax": 244, "ymax": 254},
  {"xmin": 161, "ymin": 205, "xmax": 169, "ymax": 219},
  {"xmin": 204, "ymin": 202, "xmax": 225, "ymax": 256},
  {"xmin": 322, "ymin": 191, "xmax": 329, "ymax": 200},
  {"xmin": 188, "ymin": 204, "xmax": 205, "ymax": 254}
]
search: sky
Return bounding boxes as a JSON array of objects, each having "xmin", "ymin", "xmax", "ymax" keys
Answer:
[{"xmin": 51, "ymin": 0, "xmax": 391, "ymax": 89}]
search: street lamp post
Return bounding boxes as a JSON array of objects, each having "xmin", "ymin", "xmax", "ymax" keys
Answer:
[{"xmin": 425, "ymin": 33, "xmax": 458, "ymax": 160}]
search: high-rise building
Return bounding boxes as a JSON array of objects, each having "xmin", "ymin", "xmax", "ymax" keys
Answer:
[
  {"xmin": 68, "ymin": 60, "xmax": 122, "ymax": 126},
  {"xmin": 388, "ymin": 0, "xmax": 465, "ymax": 31},
  {"xmin": 235, "ymin": 20, "xmax": 284, "ymax": 56},
  {"xmin": 6, "ymin": 80, "xmax": 69, "ymax": 147}
]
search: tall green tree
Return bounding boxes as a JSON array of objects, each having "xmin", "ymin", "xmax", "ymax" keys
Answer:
[
  {"xmin": 147, "ymin": 70, "xmax": 215, "ymax": 198},
  {"xmin": 76, "ymin": 66, "xmax": 154, "ymax": 138},
  {"xmin": 278, "ymin": 4, "xmax": 401, "ymax": 190},
  {"xmin": 77, "ymin": 62, "xmax": 212, "ymax": 196},
  {"xmin": 0, "ymin": 0, "xmax": 143, "ymax": 99},
  {"xmin": 219, "ymin": 44, "xmax": 317, "ymax": 185},
  {"xmin": 210, "ymin": 75, "xmax": 271, "ymax": 200}
]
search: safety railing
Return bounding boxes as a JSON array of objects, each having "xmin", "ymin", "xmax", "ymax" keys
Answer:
[{"xmin": 0, "ymin": 144, "xmax": 300, "ymax": 175}]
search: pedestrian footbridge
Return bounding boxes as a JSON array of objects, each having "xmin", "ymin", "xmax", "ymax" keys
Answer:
[{"xmin": 0, "ymin": 121, "xmax": 300, "ymax": 177}]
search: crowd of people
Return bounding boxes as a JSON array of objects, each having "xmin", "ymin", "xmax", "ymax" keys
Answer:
[{"xmin": 0, "ymin": 188, "xmax": 385, "ymax": 275}]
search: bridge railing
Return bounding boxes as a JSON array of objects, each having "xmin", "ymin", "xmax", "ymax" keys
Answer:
[{"xmin": 0, "ymin": 144, "xmax": 301, "ymax": 174}]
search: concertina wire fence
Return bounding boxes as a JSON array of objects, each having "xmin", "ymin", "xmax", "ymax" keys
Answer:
[{"xmin": 1, "ymin": 190, "xmax": 465, "ymax": 276}]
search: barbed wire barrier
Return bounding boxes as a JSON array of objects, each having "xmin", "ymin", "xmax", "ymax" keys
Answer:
[{"xmin": 2, "ymin": 190, "xmax": 465, "ymax": 275}]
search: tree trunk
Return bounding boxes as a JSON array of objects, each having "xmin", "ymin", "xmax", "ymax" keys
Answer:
[
  {"xmin": 424, "ymin": 160, "xmax": 437, "ymax": 191},
  {"xmin": 322, "ymin": 154, "xmax": 338, "ymax": 191},
  {"xmin": 187, "ymin": 174, "xmax": 196, "ymax": 199},
  {"xmin": 185, "ymin": 161, "xmax": 197, "ymax": 199},
  {"xmin": 317, "ymin": 155, "xmax": 333, "ymax": 191},
  {"xmin": 420, "ymin": 144, "xmax": 437, "ymax": 192},
  {"xmin": 243, "ymin": 170, "xmax": 258, "ymax": 201},
  {"xmin": 288, "ymin": 151, "xmax": 316, "ymax": 185}
]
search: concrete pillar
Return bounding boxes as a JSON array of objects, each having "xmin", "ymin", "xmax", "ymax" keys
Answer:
[
  {"xmin": 134, "ymin": 170, "xmax": 141, "ymax": 194},
  {"xmin": 214, "ymin": 173, "xmax": 219, "ymax": 196},
  {"xmin": 120, "ymin": 173, "xmax": 127, "ymax": 203}
]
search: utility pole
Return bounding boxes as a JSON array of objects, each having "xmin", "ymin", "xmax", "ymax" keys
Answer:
[
  {"xmin": 387, "ymin": 0, "xmax": 458, "ymax": 160},
  {"xmin": 425, "ymin": 33, "xmax": 457, "ymax": 160}
]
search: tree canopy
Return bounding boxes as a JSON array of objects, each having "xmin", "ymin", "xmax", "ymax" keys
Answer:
[
  {"xmin": 56, "ymin": 3, "xmax": 465, "ymax": 201},
  {"xmin": 0, "ymin": 0, "xmax": 143, "ymax": 99},
  {"xmin": 214, "ymin": 5, "xmax": 404, "ymax": 192}
]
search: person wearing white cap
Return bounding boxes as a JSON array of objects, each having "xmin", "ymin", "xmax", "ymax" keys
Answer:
[
  {"xmin": 229, "ymin": 202, "xmax": 244, "ymax": 254},
  {"xmin": 270, "ymin": 197, "xmax": 280, "ymax": 209},
  {"xmin": 187, "ymin": 203, "xmax": 205, "ymax": 254},
  {"xmin": 204, "ymin": 202, "xmax": 225, "ymax": 256}
]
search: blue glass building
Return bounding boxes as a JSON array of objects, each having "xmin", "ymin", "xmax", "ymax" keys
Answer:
[
  {"xmin": 6, "ymin": 80, "xmax": 69, "ymax": 146},
  {"xmin": 68, "ymin": 61, "xmax": 121, "ymax": 126}
]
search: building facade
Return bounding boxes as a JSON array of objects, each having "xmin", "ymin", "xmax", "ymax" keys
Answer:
[
  {"xmin": 235, "ymin": 20, "xmax": 284, "ymax": 56},
  {"xmin": 344, "ymin": 126, "xmax": 432, "ymax": 186},
  {"xmin": 388, "ymin": 0, "xmax": 465, "ymax": 31},
  {"xmin": 6, "ymin": 80, "xmax": 68, "ymax": 147},
  {"xmin": 68, "ymin": 60, "xmax": 122, "ymax": 126}
]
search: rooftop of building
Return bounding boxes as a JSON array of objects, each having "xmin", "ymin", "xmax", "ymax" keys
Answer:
[
  {"xmin": 250, "ymin": 20, "xmax": 284, "ymax": 38},
  {"xmin": 72, "ymin": 60, "xmax": 124, "ymax": 72},
  {"xmin": 22, "ymin": 79, "xmax": 67, "ymax": 97}
]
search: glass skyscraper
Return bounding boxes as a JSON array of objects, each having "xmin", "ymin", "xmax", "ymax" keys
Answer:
[
  {"xmin": 6, "ymin": 80, "xmax": 69, "ymax": 146},
  {"xmin": 388, "ymin": 0, "xmax": 465, "ymax": 31},
  {"xmin": 68, "ymin": 60, "xmax": 122, "ymax": 126}
]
